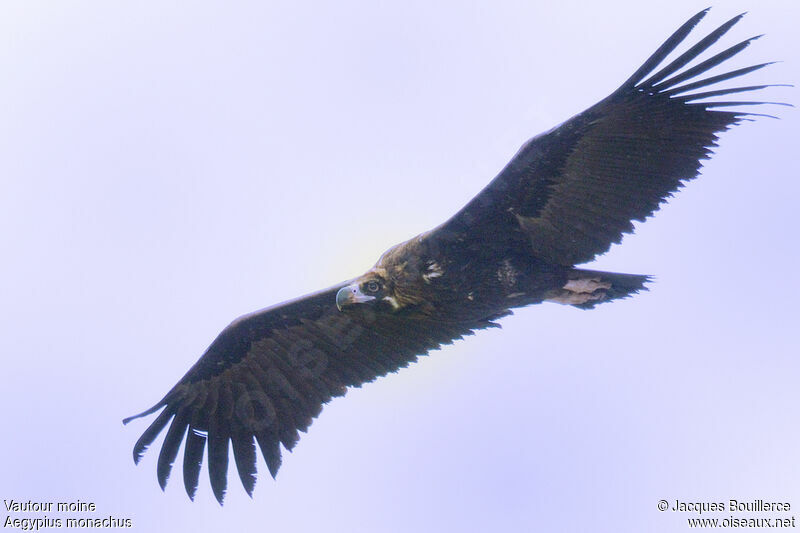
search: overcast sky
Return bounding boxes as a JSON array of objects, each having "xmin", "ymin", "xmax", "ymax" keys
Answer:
[{"xmin": 1, "ymin": 1, "xmax": 798, "ymax": 531}]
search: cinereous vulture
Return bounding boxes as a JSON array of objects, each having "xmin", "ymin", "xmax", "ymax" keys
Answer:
[{"xmin": 125, "ymin": 9, "xmax": 786, "ymax": 504}]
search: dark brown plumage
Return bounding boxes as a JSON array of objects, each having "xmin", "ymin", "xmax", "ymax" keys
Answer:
[{"xmin": 124, "ymin": 9, "xmax": 785, "ymax": 504}]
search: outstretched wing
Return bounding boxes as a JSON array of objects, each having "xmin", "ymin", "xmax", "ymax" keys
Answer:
[
  {"xmin": 434, "ymin": 9, "xmax": 787, "ymax": 265},
  {"xmin": 124, "ymin": 283, "xmax": 501, "ymax": 503}
]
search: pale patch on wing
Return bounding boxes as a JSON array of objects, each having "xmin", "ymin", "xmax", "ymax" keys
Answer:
[
  {"xmin": 506, "ymin": 291, "xmax": 526, "ymax": 299},
  {"xmin": 422, "ymin": 261, "xmax": 444, "ymax": 284},
  {"xmin": 496, "ymin": 259, "xmax": 517, "ymax": 288}
]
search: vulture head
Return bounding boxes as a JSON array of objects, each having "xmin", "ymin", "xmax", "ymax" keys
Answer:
[{"xmin": 336, "ymin": 239, "xmax": 435, "ymax": 314}]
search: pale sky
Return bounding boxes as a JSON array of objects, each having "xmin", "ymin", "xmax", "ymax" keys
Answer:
[{"xmin": 1, "ymin": 1, "xmax": 798, "ymax": 532}]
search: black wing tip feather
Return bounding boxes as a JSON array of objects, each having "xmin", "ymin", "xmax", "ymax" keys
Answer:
[
  {"xmin": 130, "ymin": 408, "xmax": 174, "ymax": 465},
  {"xmin": 208, "ymin": 437, "xmax": 231, "ymax": 504},
  {"xmin": 664, "ymin": 62, "xmax": 778, "ymax": 96},
  {"xmin": 156, "ymin": 412, "xmax": 189, "ymax": 491},
  {"xmin": 639, "ymin": 12, "xmax": 748, "ymax": 88},
  {"xmin": 618, "ymin": 9, "xmax": 791, "ymax": 117},
  {"xmin": 673, "ymin": 83, "xmax": 793, "ymax": 104},
  {"xmin": 644, "ymin": 34, "xmax": 757, "ymax": 92},
  {"xmin": 232, "ymin": 436, "xmax": 259, "ymax": 498},
  {"xmin": 619, "ymin": 7, "xmax": 710, "ymax": 90},
  {"xmin": 183, "ymin": 428, "xmax": 206, "ymax": 500},
  {"xmin": 692, "ymin": 100, "xmax": 792, "ymax": 108},
  {"xmin": 122, "ymin": 401, "xmax": 166, "ymax": 426},
  {"xmin": 124, "ymin": 400, "xmax": 235, "ymax": 503}
]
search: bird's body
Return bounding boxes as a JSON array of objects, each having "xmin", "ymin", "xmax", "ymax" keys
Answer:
[
  {"xmin": 340, "ymin": 228, "xmax": 649, "ymax": 321},
  {"xmin": 124, "ymin": 9, "xmax": 786, "ymax": 504}
]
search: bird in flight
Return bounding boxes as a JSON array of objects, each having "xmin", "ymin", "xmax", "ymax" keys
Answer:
[{"xmin": 125, "ymin": 9, "xmax": 786, "ymax": 504}]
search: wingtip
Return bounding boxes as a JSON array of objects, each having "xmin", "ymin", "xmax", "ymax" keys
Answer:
[
  {"xmin": 133, "ymin": 445, "xmax": 147, "ymax": 465},
  {"xmin": 718, "ymin": 12, "xmax": 747, "ymax": 29},
  {"xmin": 266, "ymin": 458, "xmax": 281, "ymax": 480},
  {"xmin": 619, "ymin": 6, "xmax": 723, "ymax": 91},
  {"xmin": 123, "ymin": 401, "xmax": 167, "ymax": 425},
  {"xmin": 157, "ymin": 465, "xmax": 171, "ymax": 491},
  {"xmin": 239, "ymin": 471, "xmax": 257, "ymax": 498},
  {"xmin": 734, "ymin": 111, "xmax": 784, "ymax": 120}
]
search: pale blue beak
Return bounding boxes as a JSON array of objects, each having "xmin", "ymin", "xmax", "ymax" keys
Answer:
[{"xmin": 336, "ymin": 283, "xmax": 375, "ymax": 311}]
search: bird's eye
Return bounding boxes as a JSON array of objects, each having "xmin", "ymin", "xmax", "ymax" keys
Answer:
[{"xmin": 365, "ymin": 280, "xmax": 380, "ymax": 293}]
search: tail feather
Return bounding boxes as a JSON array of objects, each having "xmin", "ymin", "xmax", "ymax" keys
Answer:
[{"xmin": 545, "ymin": 268, "xmax": 651, "ymax": 309}]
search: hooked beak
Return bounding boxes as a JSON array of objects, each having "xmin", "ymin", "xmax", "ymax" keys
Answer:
[{"xmin": 336, "ymin": 283, "xmax": 375, "ymax": 311}]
